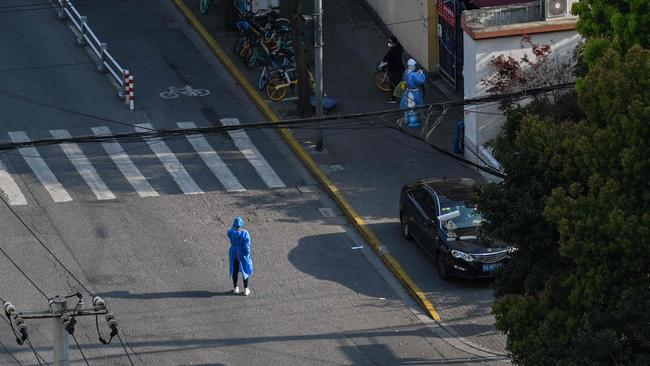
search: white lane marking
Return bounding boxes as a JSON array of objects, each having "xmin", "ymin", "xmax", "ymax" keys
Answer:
[
  {"xmin": 0, "ymin": 159, "xmax": 27, "ymax": 205},
  {"xmin": 8, "ymin": 131, "xmax": 73, "ymax": 203},
  {"xmin": 135, "ymin": 123, "xmax": 203, "ymax": 195},
  {"xmin": 177, "ymin": 122, "xmax": 246, "ymax": 193},
  {"xmin": 92, "ymin": 126, "xmax": 159, "ymax": 198},
  {"xmin": 50, "ymin": 130, "xmax": 116, "ymax": 201},
  {"xmin": 220, "ymin": 118, "xmax": 285, "ymax": 188}
]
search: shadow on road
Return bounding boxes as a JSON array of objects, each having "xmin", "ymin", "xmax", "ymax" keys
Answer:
[
  {"xmin": 288, "ymin": 231, "xmax": 399, "ymax": 300},
  {"xmin": 96, "ymin": 290, "xmax": 233, "ymax": 299}
]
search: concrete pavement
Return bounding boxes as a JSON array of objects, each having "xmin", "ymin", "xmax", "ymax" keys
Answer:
[
  {"xmin": 183, "ymin": 0, "xmax": 507, "ymax": 356},
  {"xmin": 0, "ymin": 0, "xmax": 505, "ymax": 364}
]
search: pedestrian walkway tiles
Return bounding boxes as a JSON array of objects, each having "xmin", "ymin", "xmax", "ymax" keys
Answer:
[{"xmin": 0, "ymin": 119, "xmax": 286, "ymax": 205}]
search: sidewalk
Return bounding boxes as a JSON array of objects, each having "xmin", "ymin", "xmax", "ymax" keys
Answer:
[{"xmin": 179, "ymin": 0, "xmax": 506, "ymax": 355}]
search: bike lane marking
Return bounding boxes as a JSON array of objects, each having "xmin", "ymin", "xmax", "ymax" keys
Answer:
[
  {"xmin": 92, "ymin": 126, "xmax": 159, "ymax": 198},
  {"xmin": 176, "ymin": 122, "xmax": 246, "ymax": 192},
  {"xmin": 135, "ymin": 123, "xmax": 204, "ymax": 195},
  {"xmin": 8, "ymin": 131, "xmax": 73, "ymax": 203},
  {"xmin": 220, "ymin": 118, "xmax": 285, "ymax": 189},
  {"xmin": 50, "ymin": 129, "xmax": 116, "ymax": 201},
  {"xmin": 0, "ymin": 158, "xmax": 28, "ymax": 205}
]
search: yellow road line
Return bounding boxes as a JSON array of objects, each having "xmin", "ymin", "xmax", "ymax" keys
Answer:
[{"xmin": 172, "ymin": 0, "xmax": 441, "ymax": 321}]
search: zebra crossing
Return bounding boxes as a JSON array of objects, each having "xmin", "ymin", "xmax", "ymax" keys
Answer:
[{"xmin": 0, "ymin": 119, "xmax": 286, "ymax": 205}]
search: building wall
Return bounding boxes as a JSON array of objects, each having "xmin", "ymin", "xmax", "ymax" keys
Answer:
[
  {"xmin": 365, "ymin": 0, "xmax": 433, "ymax": 70},
  {"xmin": 463, "ymin": 29, "xmax": 581, "ymax": 148}
]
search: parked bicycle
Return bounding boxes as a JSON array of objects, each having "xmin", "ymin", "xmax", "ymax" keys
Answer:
[
  {"xmin": 160, "ymin": 85, "xmax": 210, "ymax": 99},
  {"xmin": 233, "ymin": 9, "xmax": 293, "ymax": 69},
  {"xmin": 373, "ymin": 60, "xmax": 393, "ymax": 92},
  {"xmin": 265, "ymin": 67, "xmax": 315, "ymax": 101},
  {"xmin": 257, "ymin": 52, "xmax": 294, "ymax": 90}
]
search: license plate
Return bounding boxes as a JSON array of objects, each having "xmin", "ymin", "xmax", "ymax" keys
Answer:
[{"xmin": 483, "ymin": 263, "xmax": 502, "ymax": 272}]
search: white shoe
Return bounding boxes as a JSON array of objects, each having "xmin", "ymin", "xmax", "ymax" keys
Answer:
[
  {"xmin": 244, "ymin": 288, "xmax": 251, "ymax": 296},
  {"xmin": 233, "ymin": 286, "xmax": 240, "ymax": 294}
]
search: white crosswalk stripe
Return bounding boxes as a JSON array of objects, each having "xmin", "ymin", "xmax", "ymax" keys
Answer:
[
  {"xmin": 177, "ymin": 122, "xmax": 246, "ymax": 192},
  {"xmin": 135, "ymin": 123, "xmax": 204, "ymax": 195},
  {"xmin": 50, "ymin": 129, "xmax": 116, "ymax": 200},
  {"xmin": 8, "ymin": 131, "xmax": 73, "ymax": 203},
  {"xmin": 220, "ymin": 118, "xmax": 285, "ymax": 188},
  {"xmin": 0, "ymin": 158, "xmax": 27, "ymax": 205},
  {"xmin": 92, "ymin": 126, "xmax": 159, "ymax": 198}
]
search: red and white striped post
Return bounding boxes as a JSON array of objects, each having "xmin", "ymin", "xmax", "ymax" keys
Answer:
[
  {"xmin": 122, "ymin": 69, "xmax": 134, "ymax": 110},
  {"xmin": 127, "ymin": 75, "xmax": 134, "ymax": 110},
  {"xmin": 123, "ymin": 69, "xmax": 130, "ymax": 104}
]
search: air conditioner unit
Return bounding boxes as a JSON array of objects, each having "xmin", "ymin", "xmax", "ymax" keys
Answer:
[{"xmin": 544, "ymin": 0, "xmax": 578, "ymax": 18}]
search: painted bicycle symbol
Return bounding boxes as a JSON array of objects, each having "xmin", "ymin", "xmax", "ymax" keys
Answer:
[{"xmin": 159, "ymin": 85, "xmax": 210, "ymax": 99}]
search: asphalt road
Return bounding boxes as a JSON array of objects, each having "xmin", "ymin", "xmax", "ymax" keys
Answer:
[{"xmin": 0, "ymin": 0, "xmax": 507, "ymax": 365}]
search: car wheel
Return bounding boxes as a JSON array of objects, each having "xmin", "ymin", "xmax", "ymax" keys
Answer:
[
  {"xmin": 400, "ymin": 213, "xmax": 412, "ymax": 240},
  {"xmin": 436, "ymin": 251, "xmax": 451, "ymax": 281}
]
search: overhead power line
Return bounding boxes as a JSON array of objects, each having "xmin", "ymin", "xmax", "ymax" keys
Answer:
[
  {"xmin": 0, "ymin": 194, "xmax": 94, "ymax": 298},
  {"xmin": 0, "ymin": 339, "xmax": 25, "ymax": 366},
  {"xmin": 0, "ymin": 82, "xmax": 572, "ymax": 178},
  {"xmin": 0, "ymin": 0, "xmax": 127, "ymax": 15},
  {"xmin": 0, "ymin": 246, "xmax": 49, "ymax": 300}
]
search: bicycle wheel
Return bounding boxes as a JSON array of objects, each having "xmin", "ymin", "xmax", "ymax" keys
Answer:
[
  {"xmin": 373, "ymin": 71, "xmax": 392, "ymax": 92},
  {"xmin": 160, "ymin": 91, "xmax": 179, "ymax": 99},
  {"xmin": 199, "ymin": 0, "xmax": 210, "ymax": 14},
  {"xmin": 265, "ymin": 77, "xmax": 288, "ymax": 101}
]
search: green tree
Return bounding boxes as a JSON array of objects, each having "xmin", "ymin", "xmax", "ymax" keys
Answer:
[
  {"xmin": 572, "ymin": 0, "xmax": 650, "ymax": 67},
  {"xmin": 477, "ymin": 46, "xmax": 650, "ymax": 365}
]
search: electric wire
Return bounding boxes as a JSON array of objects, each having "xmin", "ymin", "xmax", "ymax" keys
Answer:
[
  {"xmin": 0, "ymin": 339, "xmax": 24, "ymax": 366},
  {"xmin": 0, "ymin": 0, "xmax": 127, "ymax": 15},
  {"xmin": 0, "ymin": 88, "xmax": 154, "ymax": 132},
  {"xmin": 1, "ymin": 310, "xmax": 49, "ymax": 366},
  {"xmin": 25, "ymin": 340, "xmax": 46, "ymax": 366},
  {"xmin": 71, "ymin": 334, "xmax": 91, "ymax": 366},
  {"xmin": 116, "ymin": 334, "xmax": 135, "ymax": 366},
  {"xmin": 0, "ymin": 81, "xmax": 572, "ymax": 148},
  {"xmin": 390, "ymin": 125, "xmax": 505, "ymax": 177},
  {"xmin": 0, "ymin": 245, "xmax": 49, "ymax": 300},
  {"xmin": 0, "ymin": 194, "xmax": 93, "ymax": 297}
]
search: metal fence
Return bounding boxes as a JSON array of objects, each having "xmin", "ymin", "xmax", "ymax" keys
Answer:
[{"xmin": 52, "ymin": 0, "xmax": 128, "ymax": 91}]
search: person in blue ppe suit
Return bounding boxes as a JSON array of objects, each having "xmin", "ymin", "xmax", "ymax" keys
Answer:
[
  {"xmin": 400, "ymin": 58, "xmax": 426, "ymax": 127},
  {"xmin": 228, "ymin": 216, "xmax": 253, "ymax": 296}
]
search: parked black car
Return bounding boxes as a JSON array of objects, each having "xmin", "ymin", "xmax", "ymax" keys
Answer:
[{"xmin": 399, "ymin": 177, "xmax": 515, "ymax": 280}]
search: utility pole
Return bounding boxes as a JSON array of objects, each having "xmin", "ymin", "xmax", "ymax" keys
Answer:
[
  {"xmin": 4, "ymin": 295, "xmax": 111, "ymax": 366},
  {"xmin": 290, "ymin": 0, "xmax": 312, "ymax": 118},
  {"xmin": 314, "ymin": 0, "xmax": 324, "ymax": 151},
  {"xmin": 50, "ymin": 297, "xmax": 69, "ymax": 365}
]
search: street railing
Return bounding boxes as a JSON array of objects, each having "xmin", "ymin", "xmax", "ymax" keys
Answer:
[{"xmin": 51, "ymin": 0, "xmax": 134, "ymax": 109}]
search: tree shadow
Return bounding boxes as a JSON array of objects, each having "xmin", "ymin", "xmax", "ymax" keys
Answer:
[{"xmin": 288, "ymin": 232, "xmax": 398, "ymax": 300}]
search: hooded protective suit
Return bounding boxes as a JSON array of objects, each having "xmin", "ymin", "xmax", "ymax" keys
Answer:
[
  {"xmin": 400, "ymin": 59, "xmax": 426, "ymax": 127},
  {"xmin": 227, "ymin": 217, "xmax": 253, "ymax": 279}
]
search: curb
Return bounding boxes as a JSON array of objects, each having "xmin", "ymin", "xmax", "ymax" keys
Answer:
[{"xmin": 171, "ymin": 0, "xmax": 441, "ymax": 321}]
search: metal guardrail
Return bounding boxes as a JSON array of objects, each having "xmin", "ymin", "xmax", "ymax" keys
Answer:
[{"xmin": 52, "ymin": 0, "xmax": 127, "ymax": 90}]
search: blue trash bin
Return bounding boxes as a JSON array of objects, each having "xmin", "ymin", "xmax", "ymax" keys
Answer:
[{"xmin": 453, "ymin": 121, "xmax": 465, "ymax": 154}]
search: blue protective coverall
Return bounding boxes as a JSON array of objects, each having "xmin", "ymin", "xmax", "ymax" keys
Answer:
[
  {"xmin": 228, "ymin": 226, "xmax": 253, "ymax": 280},
  {"xmin": 400, "ymin": 70, "xmax": 426, "ymax": 127}
]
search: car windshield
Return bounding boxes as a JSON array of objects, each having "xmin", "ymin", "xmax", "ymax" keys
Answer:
[{"xmin": 439, "ymin": 201, "xmax": 483, "ymax": 229}]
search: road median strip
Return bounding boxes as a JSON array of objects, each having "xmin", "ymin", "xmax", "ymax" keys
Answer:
[{"xmin": 171, "ymin": 0, "xmax": 441, "ymax": 321}]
